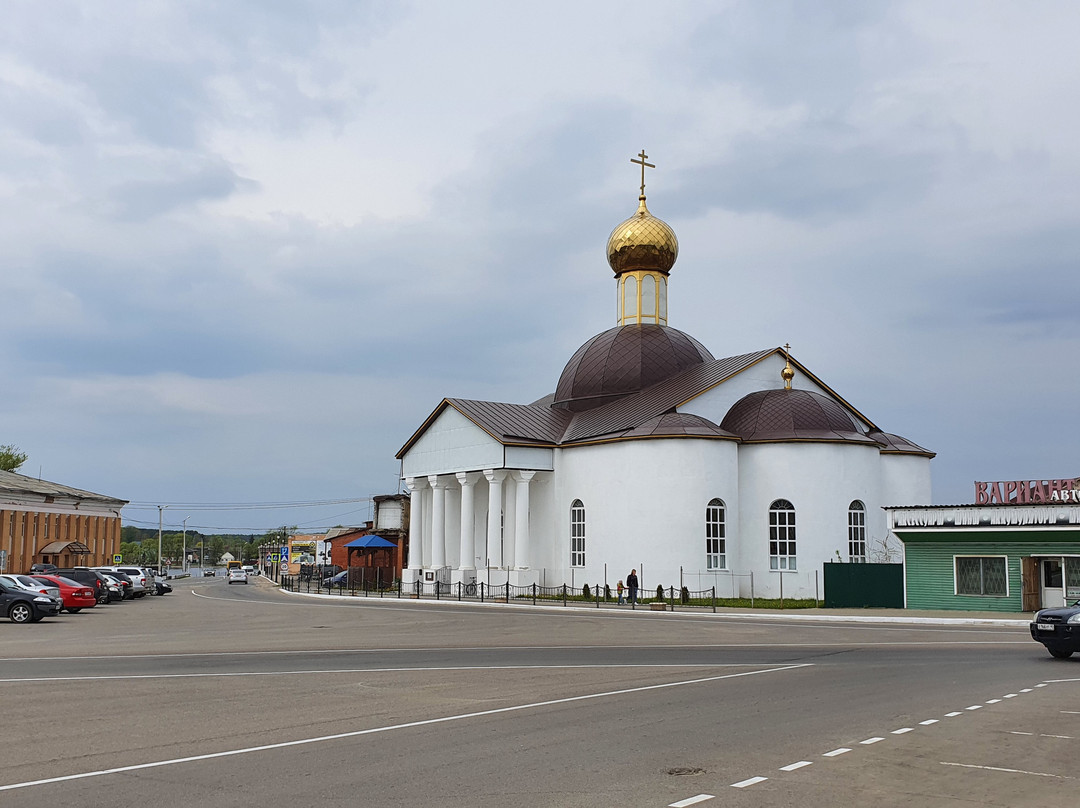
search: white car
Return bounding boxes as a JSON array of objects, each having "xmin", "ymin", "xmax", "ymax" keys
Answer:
[{"xmin": 227, "ymin": 569, "xmax": 248, "ymax": 585}]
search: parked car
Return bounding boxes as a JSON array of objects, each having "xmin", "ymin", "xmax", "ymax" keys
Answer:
[
  {"xmin": 55, "ymin": 568, "xmax": 113, "ymax": 604},
  {"xmin": 151, "ymin": 574, "xmax": 172, "ymax": 595},
  {"xmin": 202, "ymin": 568, "xmax": 216, "ymax": 577},
  {"xmin": 98, "ymin": 574, "xmax": 127, "ymax": 602},
  {"xmin": 0, "ymin": 579, "xmax": 61, "ymax": 623},
  {"xmin": 323, "ymin": 570, "xmax": 349, "ymax": 587},
  {"xmin": 31, "ymin": 575, "xmax": 96, "ymax": 613},
  {"xmin": 0, "ymin": 574, "xmax": 60, "ymax": 600},
  {"xmin": 94, "ymin": 566, "xmax": 150, "ymax": 598},
  {"xmin": 227, "ymin": 568, "xmax": 248, "ymax": 585},
  {"xmin": 1030, "ymin": 601, "xmax": 1080, "ymax": 658},
  {"xmin": 28, "ymin": 563, "xmax": 59, "ymax": 575}
]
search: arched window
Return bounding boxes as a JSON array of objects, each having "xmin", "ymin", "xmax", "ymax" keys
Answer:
[
  {"xmin": 769, "ymin": 499, "xmax": 796, "ymax": 570},
  {"xmin": 622, "ymin": 276, "xmax": 637, "ymax": 323},
  {"xmin": 848, "ymin": 500, "xmax": 866, "ymax": 562},
  {"xmin": 641, "ymin": 274, "xmax": 656, "ymax": 323},
  {"xmin": 570, "ymin": 500, "xmax": 586, "ymax": 567},
  {"xmin": 706, "ymin": 499, "xmax": 726, "ymax": 570}
]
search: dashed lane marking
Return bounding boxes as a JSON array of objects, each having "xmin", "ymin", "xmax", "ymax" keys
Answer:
[
  {"xmin": 730, "ymin": 777, "xmax": 768, "ymax": 788},
  {"xmin": 919, "ymin": 719, "xmax": 939, "ymax": 725},
  {"xmin": 779, "ymin": 761, "xmax": 812, "ymax": 771},
  {"xmin": 860, "ymin": 737, "xmax": 884, "ymax": 745},
  {"xmin": 891, "ymin": 728, "xmax": 914, "ymax": 735},
  {"xmin": 668, "ymin": 795, "xmax": 715, "ymax": 807},
  {"xmin": 823, "ymin": 748, "xmax": 851, "ymax": 757},
  {"xmin": 986, "ymin": 699, "xmax": 1002, "ymax": 704},
  {"xmin": 941, "ymin": 762, "xmax": 1075, "ymax": 780},
  {"xmin": 945, "ymin": 711, "xmax": 963, "ymax": 717},
  {"xmin": 965, "ymin": 705, "xmax": 983, "ymax": 710}
]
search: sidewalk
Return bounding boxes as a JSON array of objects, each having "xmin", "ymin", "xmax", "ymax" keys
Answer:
[{"xmin": 275, "ymin": 582, "xmax": 1033, "ymax": 627}]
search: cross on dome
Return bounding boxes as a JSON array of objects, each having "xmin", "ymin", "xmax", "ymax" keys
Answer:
[{"xmin": 630, "ymin": 149, "xmax": 655, "ymax": 198}]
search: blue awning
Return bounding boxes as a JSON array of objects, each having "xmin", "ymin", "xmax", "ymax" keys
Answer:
[{"xmin": 342, "ymin": 535, "xmax": 398, "ymax": 549}]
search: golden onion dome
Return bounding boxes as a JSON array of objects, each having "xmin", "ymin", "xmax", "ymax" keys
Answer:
[{"xmin": 606, "ymin": 196, "xmax": 679, "ymax": 276}]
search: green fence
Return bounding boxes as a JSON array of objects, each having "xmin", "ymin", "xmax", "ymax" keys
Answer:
[{"xmin": 823, "ymin": 562, "xmax": 903, "ymax": 608}]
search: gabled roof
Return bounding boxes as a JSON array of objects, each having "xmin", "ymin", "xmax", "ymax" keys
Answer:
[{"xmin": 397, "ymin": 346, "xmax": 928, "ymax": 458}]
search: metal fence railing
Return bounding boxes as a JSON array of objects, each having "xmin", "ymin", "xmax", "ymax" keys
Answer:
[{"xmin": 278, "ymin": 574, "xmax": 727, "ymax": 612}]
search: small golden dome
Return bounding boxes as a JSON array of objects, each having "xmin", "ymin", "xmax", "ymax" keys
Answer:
[{"xmin": 606, "ymin": 196, "xmax": 679, "ymax": 275}]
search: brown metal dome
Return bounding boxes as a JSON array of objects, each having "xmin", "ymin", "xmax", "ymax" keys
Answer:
[
  {"xmin": 553, "ymin": 324, "xmax": 714, "ymax": 412},
  {"xmin": 720, "ymin": 388, "xmax": 878, "ymax": 444}
]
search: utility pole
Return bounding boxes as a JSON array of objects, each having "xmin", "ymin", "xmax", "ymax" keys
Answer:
[{"xmin": 157, "ymin": 505, "xmax": 167, "ymax": 575}]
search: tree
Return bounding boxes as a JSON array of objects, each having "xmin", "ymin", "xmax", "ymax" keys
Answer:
[{"xmin": 0, "ymin": 444, "xmax": 28, "ymax": 472}]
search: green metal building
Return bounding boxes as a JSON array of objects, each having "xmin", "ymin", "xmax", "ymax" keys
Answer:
[{"xmin": 888, "ymin": 503, "xmax": 1080, "ymax": 613}]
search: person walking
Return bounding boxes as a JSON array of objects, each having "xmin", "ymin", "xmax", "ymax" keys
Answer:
[{"xmin": 626, "ymin": 569, "xmax": 639, "ymax": 605}]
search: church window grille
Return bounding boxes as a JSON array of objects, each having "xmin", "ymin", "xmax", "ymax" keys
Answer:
[
  {"xmin": 570, "ymin": 500, "xmax": 585, "ymax": 568},
  {"xmin": 706, "ymin": 499, "xmax": 726, "ymax": 570},
  {"xmin": 769, "ymin": 499, "xmax": 796, "ymax": 570},
  {"xmin": 848, "ymin": 501, "xmax": 866, "ymax": 562}
]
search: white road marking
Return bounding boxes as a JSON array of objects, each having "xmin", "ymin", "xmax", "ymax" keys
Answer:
[
  {"xmin": 986, "ymin": 698, "xmax": 1002, "ymax": 704},
  {"xmin": 1040, "ymin": 734, "xmax": 1073, "ymax": 739},
  {"xmin": 1020, "ymin": 688, "xmax": 1033, "ymax": 692},
  {"xmin": 919, "ymin": 719, "xmax": 939, "ymax": 725},
  {"xmin": 860, "ymin": 737, "xmax": 884, "ymax": 745},
  {"xmin": 941, "ymin": 762, "xmax": 1074, "ymax": 780},
  {"xmin": 945, "ymin": 711, "xmax": 962, "ymax": 717},
  {"xmin": 965, "ymin": 705, "xmax": 983, "ymax": 710},
  {"xmin": 1004, "ymin": 694, "xmax": 1017, "ymax": 698},
  {"xmin": 1009, "ymin": 731, "xmax": 1033, "ymax": 735},
  {"xmin": 0, "ymin": 664, "xmax": 810, "ymax": 793},
  {"xmin": 0, "ymin": 663, "xmax": 771, "ymax": 684},
  {"xmin": 668, "ymin": 795, "xmax": 715, "ymax": 807},
  {"xmin": 1062, "ymin": 711, "xmax": 1080, "ymax": 714},
  {"xmin": 1035, "ymin": 683, "xmax": 1048, "ymax": 687},
  {"xmin": 730, "ymin": 777, "xmax": 768, "ymax": 788},
  {"xmin": 891, "ymin": 728, "xmax": 914, "ymax": 735},
  {"xmin": 779, "ymin": 761, "xmax": 812, "ymax": 771},
  {"xmin": 823, "ymin": 748, "xmax": 851, "ymax": 757}
]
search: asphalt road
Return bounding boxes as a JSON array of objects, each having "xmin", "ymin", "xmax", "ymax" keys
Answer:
[{"xmin": 0, "ymin": 576, "xmax": 1074, "ymax": 807}]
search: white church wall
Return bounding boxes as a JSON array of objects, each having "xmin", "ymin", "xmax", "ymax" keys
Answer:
[
  {"xmin": 735, "ymin": 442, "xmax": 886, "ymax": 599},
  {"xmin": 877, "ymin": 453, "xmax": 933, "ymax": 561},
  {"xmin": 401, "ymin": 407, "xmax": 504, "ymax": 478},
  {"xmin": 551, "ymin": 437, "xmax": 740, "ymax": 592},
  {"xmin": 680, "ymin": 353, "xmax": 873, "ymax": 432},
  {"xmin": 505, "ymin": 446, "xmax": 554, "ymax": 471}
]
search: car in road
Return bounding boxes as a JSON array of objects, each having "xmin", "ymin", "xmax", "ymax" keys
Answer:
[
  {"xmin": 227, "ymin": 568, "xmax": 248, "ymax": 585},
  {"xmin": 151, "ymin": 574, "xmax": 172, "ymax": 595},
  {"xmin": 202, "ymin": 568, "xmax": 216, "ymax": 577},
  {"xmin": 0, "ymin": 578, "xmax": 62, "ymax": 623},
  {"xmin": 1030, "ymin": 601, "xmax": 1080, "ymax": 658},
  {"xmin": 32, "ymin": 575, "xmax": 97, "ymax": 613}
]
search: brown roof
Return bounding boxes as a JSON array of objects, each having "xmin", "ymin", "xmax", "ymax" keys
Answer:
[
  {"xmin": 553, "ymin": 324, "xmax": 714, "ymax": 412},
  {"xmin": 396, "ymin": 346, "xmax": 933, "ymax": 459},
  {"xmin": 721, "ymin": 388, "xmax": 878, "ymax": 445}
]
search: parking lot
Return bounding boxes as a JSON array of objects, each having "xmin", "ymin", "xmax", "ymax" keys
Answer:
[{"xmin": 0, "ymin": 575, "xmax": 1073, "ymax": 807}]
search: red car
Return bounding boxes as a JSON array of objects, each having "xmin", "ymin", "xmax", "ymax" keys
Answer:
[{"xmin": 32, "ymin": 574, "xmax": 97, "ymax": 613}]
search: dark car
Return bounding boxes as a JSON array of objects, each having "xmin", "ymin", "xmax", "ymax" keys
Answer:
[
  {"xmin": 1030, "ymin": 601, "xmax": 1080, "ymax": 658},
  {"xmin": 0, "ymin": 579, "xmax": 61, "ymax": 623},
  {"xmin": 29, "ymin": 563, "xmax": 59, "ymax": 575},
  {"xmin": 55, "ymin": 568, "xmax": 113, "ymax": 604}
]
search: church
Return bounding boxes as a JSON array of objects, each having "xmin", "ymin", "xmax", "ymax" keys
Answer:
[{"xmin": 396, "ymin": 153, "xmax": 934, "ymax": 599}]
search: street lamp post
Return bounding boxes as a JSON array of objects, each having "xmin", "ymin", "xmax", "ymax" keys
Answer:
[
  {"xmin": 182, "ymin": 517, "xmax": 190, "ymax": 573},
  {"xmin": 156, "ymin": 505, "xmax": 168, "ymax": 576}
]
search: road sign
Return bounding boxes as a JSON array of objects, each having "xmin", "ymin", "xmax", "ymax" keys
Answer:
[
  {"xmin": 113, "ymin": 554, "xmax": 123, "ymax": 564},
  {"xmin": 270, "ymin": 553, "xmax": 280, "ymax": 563}
]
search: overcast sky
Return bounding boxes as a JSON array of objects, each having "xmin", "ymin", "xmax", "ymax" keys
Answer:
[{"xmin": 2, "ymin": 1, "xmax": 1078, "ymax": 534}]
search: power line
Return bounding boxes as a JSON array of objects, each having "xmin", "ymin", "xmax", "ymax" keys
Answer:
[{"xmin": 124, "ymin": 497, "xmax": 371, "ymax": 511}]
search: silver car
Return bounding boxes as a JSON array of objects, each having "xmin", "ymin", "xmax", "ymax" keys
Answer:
[{"xmin": 0, "ymin": 574, "xmax": 60, "ymax": 600}]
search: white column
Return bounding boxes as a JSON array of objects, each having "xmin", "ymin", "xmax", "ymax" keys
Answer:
[
  {"xmin": 483, "ymin": 469, "xmax": 507, "ymax": 568},
  {"xmin": 513, "ymin": 470, "xmax": 535, "ymax": 569},
  {"xmin": 405, "ymin": 477, "xmax": 425, "ymax": 571},
  {"xmin": 456, "ymin": 472, "xmax": 478, "ymax": 572},
  {"xmin": 503, "ymin": 475, "xmax": 517, "ymax": 569},
  {"xmin": 428, "ymin": 475, "xmax": 446, "ymax": 569}
]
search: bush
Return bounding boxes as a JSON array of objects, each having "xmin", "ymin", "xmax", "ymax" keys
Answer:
[{"xmin": 582, "ymin": 583, "xmax": 591, "ymax": 599}]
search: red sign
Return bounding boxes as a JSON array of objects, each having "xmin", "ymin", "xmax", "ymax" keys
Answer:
[{"xmin": 975, "ymin": 477, "xmax": 1080, "ymax": 505}]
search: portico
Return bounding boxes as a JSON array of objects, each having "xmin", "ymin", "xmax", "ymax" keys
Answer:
[{"xmin": 402, "ymin": 466, "xmax": 547, "ymax": 587}]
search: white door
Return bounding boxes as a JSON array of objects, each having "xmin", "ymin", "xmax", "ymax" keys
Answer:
[{"xmin": 1041, "ymin": 558, "xmax": 1064, "ymax": 608}]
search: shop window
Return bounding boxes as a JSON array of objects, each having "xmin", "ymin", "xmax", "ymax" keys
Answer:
[{"xmin": 955, "ymin": 556, "xmax": 1007, "ymax": 596}]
